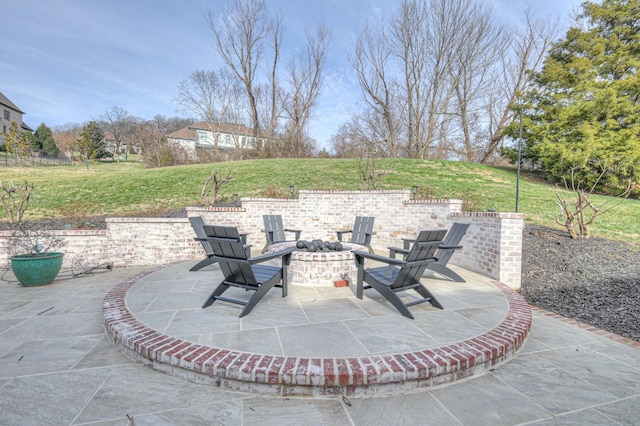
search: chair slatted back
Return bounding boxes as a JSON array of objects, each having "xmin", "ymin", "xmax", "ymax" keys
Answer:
[
  {"xmin": 263, "ymin": 215, "xmax": 286, "ymax": 243},
  {"xmin": 351, "ymin": 216, "xmax": 375, "ymax": 245},
  {"xmin": 207, "ymin": 236, "xmax": 256, "ymax": 286},
  {"xmin": 392, "ymin": 230, "xmax": 446, "ymax": 289},
  {"xmin": 404, "ymin": 229, "xmax": 446, "ymax": 262},
  {"xmin": 436, "ymin": 223, "xmax": 469, "ymax": 265},
  {"xmin": 189, "ymin": 217, "xmax": 213, "ymax": 255},
  {"xmin": 203, "ymin": 226, "xmax": 250, "ymax": 260},
  {"xmin": 203, "ymin": 224, "xmax": 243, "ymax": 241}
]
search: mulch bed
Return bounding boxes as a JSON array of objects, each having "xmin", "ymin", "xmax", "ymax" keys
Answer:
[{"xmin": 522, "ymin": 223, "xmax": 640, "ymax": 342}]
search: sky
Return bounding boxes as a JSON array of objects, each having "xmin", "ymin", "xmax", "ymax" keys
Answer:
[{"xmin": 1, "ymin": 0, "xmax": 582, "ymax": 151}]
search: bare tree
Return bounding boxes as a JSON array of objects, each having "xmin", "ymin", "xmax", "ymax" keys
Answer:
[
  {"xmin": 479, "ymin": 11, "xmax": 558, "ymax": 164},
  {"xmin": 390, "ymin": 0, "xmax": 461, "ymax": 159},
  {"xmin": 447, "ymin": 0, "xmax": 503, "ymax": 161},
  {"xmin": 131, "ymin": 115, "xmax": 192, "ymax": 168},
  {"xmin": 174, "ymin": 68, "xmax": 245, "ymax": 151},
  {"xmin": 349, "ymin": 20, "xmax": 401, "ymax": 157},
  {"xmin": 100, "ymin": 106, "xmax": 135, "ymax": 162},
  {"xmin": 265, "ymin": 11, "xmax": 283, "ymax": 153},
  {"xmin": 344, "ymin": 0, "xmax": 557, "ymax": 164},
  {"xmin": 52, "ymin": 123, "xmax": 83, "ymax": 159},
  {"xmin": 208, "ymin": 0, "xmax": 278, "ymax": 155},
  {"xmin": 280, "ymin": 24, "xmax": 329, "ymax": 157}
]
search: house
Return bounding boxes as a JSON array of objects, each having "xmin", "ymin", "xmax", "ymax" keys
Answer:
[
  {"xmin": 0, "ymin": 91, "xmax": 32, "ymax": 144},
  {"xmin": 167, "ymin": 122, "xmax": 264, "ymax": 159}
]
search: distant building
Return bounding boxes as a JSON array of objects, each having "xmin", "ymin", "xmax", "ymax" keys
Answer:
[
  {"xmin": 167, "ymin": 122, "xmax": 264, "ymax": 159},
  {"xmin": 0, "ymin": 91, "xmax": 32, "ymax": 144}
]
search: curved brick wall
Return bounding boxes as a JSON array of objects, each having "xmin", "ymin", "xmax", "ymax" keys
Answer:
[
  {"xmin": 1, "ymin": 191, "xmax": 525, "ymax": 290},
  {"xmin": 103, "ymin": 265, "xmax": 532, "ymax": 397}
]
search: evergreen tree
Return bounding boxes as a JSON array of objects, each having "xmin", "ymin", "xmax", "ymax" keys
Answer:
[
  {"xmin": 77, "ymin": 121, "xmax": 108, "ymax": 161},
  {"xmin": 33, "ymin": 123, "xmax": 59, "ymax": 155},
  {"xmin": 510, "ymin": 0, "xmax": 640, "ymax": 195}
]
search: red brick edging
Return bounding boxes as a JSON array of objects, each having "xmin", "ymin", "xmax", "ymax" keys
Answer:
[{"xmin": 102, "ymin": 268, "xmax": 532, "ymax": 397}]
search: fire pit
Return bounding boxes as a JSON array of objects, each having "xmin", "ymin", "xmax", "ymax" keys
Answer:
[{"xmin": 268, "ymin": 241, "xmax": 368, "ymax": 286}]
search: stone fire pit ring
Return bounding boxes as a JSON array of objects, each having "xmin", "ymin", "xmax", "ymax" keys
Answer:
[{"xmin": 267, "ymin": 241, "xmax": 368, "ymax": 286}]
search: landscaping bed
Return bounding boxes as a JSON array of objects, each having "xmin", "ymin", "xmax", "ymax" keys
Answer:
[{"xmin": 522, "ymin": 223, "xmax": 640, "ymax": 342}]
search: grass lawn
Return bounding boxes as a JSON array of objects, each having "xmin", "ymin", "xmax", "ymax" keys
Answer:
[{"xmin": 0, "ymin": 158, "xmax": 638, "ymax": 245}]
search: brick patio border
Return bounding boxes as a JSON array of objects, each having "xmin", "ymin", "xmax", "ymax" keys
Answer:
[{"xmin": 102, "ymin": 266, "xmax": 532, "ymax": 397}]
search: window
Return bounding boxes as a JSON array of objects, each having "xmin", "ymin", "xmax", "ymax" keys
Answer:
[
  {"xmin": 225, "ymin": 134, "xmax": 231, "ymax": 145},
  {"xmin": 197, "ymin": 130, "xmax": 208, "ymax": 143},
  {"xmin": 3, "ymin": 110, "xmax": 9, "ymax": 120}
]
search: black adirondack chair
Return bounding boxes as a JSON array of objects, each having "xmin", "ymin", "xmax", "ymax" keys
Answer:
[
  {"xmin": 201, "ymin": 227, "xmax": 294, "ymax": 317},
  {"xmin": 390, "ymin": 223, "xmax": 470, "ymax": 282},
  {"xmin": 336, "ymin": 216, "xmax": 376, "ymax": 252},
  {"xmin": 189, "ymin": 217, "xmax": 249, "ymax": 271},
  {"xmin": 354, "ymin": 229, "xmax": 446, "ymax": 319},
  {"xmin": 261, "ymin": 215, "xmax": 302, "ymax": 253}
]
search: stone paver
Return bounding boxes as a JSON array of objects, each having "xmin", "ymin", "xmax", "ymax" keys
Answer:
[{"xmin": 0, "ymin": 262, "xmax": 638, "ymax": 425}]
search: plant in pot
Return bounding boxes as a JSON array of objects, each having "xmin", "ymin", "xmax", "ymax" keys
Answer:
[{"xmin": 1, "ymin": 180, "xmax": 66, "ymax": 286}]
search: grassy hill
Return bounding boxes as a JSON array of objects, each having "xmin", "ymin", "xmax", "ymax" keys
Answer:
[{"xmin": 1, "ymin": 158, "xmax": 638, "ymax": 244}]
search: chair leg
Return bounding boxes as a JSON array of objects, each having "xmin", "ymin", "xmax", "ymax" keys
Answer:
[
  {"xmin": 355, "ymin": 257, "xmax": 366, "ymax": 299},
  {"xmin": 367, "ymin": 282, "xmax": 415, "ymax": 319},
  {"xmin": 202, "ymin": 282, "xmax": 230, "ymax": 308},
  {"xmin": 190, "ymin": 257, "xmax": 217, "ymax": 271},
  {"xmin": 426, "ymin": 264, "xmax": 466, "ymax": 282},
  {"xmin": 412, "ymin": 285, "xmax": 444, "ymax": 309},
  {"xmin": 239, "ymin": 279, "xmax": 278, "ymax": 317}
]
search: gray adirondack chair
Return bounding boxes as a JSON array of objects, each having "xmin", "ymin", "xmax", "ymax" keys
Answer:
[
  {"xmin": 390, "ymin": 223, "xmax": 469, "ymax": 282},
  {"xmin": 353, "ymin": 229, "xmax": 446, "ymax": 319},
  {"xmin": 189, "ymin": 217, "xmax": 249, "ymax": 271},
  {"xmin": 261, "ymin": 215, "xmax": 302, "ymax": 253},
  {"xmin": 201, "ymin": 226, "xmax": 294, "ymax": 317},
  {"xmin": 336, "ymin": 216, "xmax": 376, "ymax": 252}
]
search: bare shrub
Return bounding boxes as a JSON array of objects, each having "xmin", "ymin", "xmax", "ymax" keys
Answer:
[
  {"xmin": 555, "ymin": 167, "xmax": 631, "ymax": 239},
  {"xmin": 261, "ymin": 185, "xmax": 287, "ymax": 198},
  {"xmin": 56, "ymin": 203, "xmax": 99, "ymax": 229},
  {"xmin": 459, "ymin": 189, "xmax": 483, "ymax": 212},
  {"xmin": 200, "ymin": 168, "xmax": 233, "ymax": 206},
  {"xmin": 8, "ymin": 222, "xmax": 66, "ymax": 257},
  {"xmin": 0, "ymin": 180, "xmax": 34, "ymax": 226}
]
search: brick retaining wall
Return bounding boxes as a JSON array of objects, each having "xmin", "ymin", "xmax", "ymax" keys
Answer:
[{"xmin": 0, "ymin": 190, "xmax": 524, "ymax": 289}]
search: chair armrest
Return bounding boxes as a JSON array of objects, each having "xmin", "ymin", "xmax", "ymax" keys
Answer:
[
  {"xmin": 401, "ymin": 238, "xmax": 416, "ymax": 250},
  {"xmin": 336, "ymin": 229, "xmax": 352, "ymax": 242},
  {"xmin": 248, "ymin": 247, "xmax": 295, "ymax": 264},
  {"xmin": 404, "ymin": 258, "xmax": 438, "ymax": 267},
  {"xmin": 284, "ymin": 229, "xmax": 302, "ymax": 239},
  {"xmin": 387, "ymin": 246, "xmax": 409, "ymax": 259},
  {"xmin": 352, "ymin": 250, "xmax": 406, "ymax": 266},
  {"xmin": 439, "ymin": 245, "xmax": 462, "ymax": 250},
  {"xmin": 239, "ymin": 233, "xmax": 249, "ymax": 244}
]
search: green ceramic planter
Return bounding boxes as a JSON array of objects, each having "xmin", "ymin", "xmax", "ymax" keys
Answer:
[{"xmin": 10, "ymin": 252, "xmax": 64, "ymax": 286}]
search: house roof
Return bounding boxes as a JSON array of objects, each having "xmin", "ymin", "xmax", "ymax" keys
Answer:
[
  {"xmin": 167, "ymin": 126, "xmax": 197, "ymax": 140},
  {"xmin": 0, "ymin": 91, "xmax": 25, "ymax": 114},
  {"xmin": 167, "ymin": 122, "xmax": 264, "ymax": 141}
]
